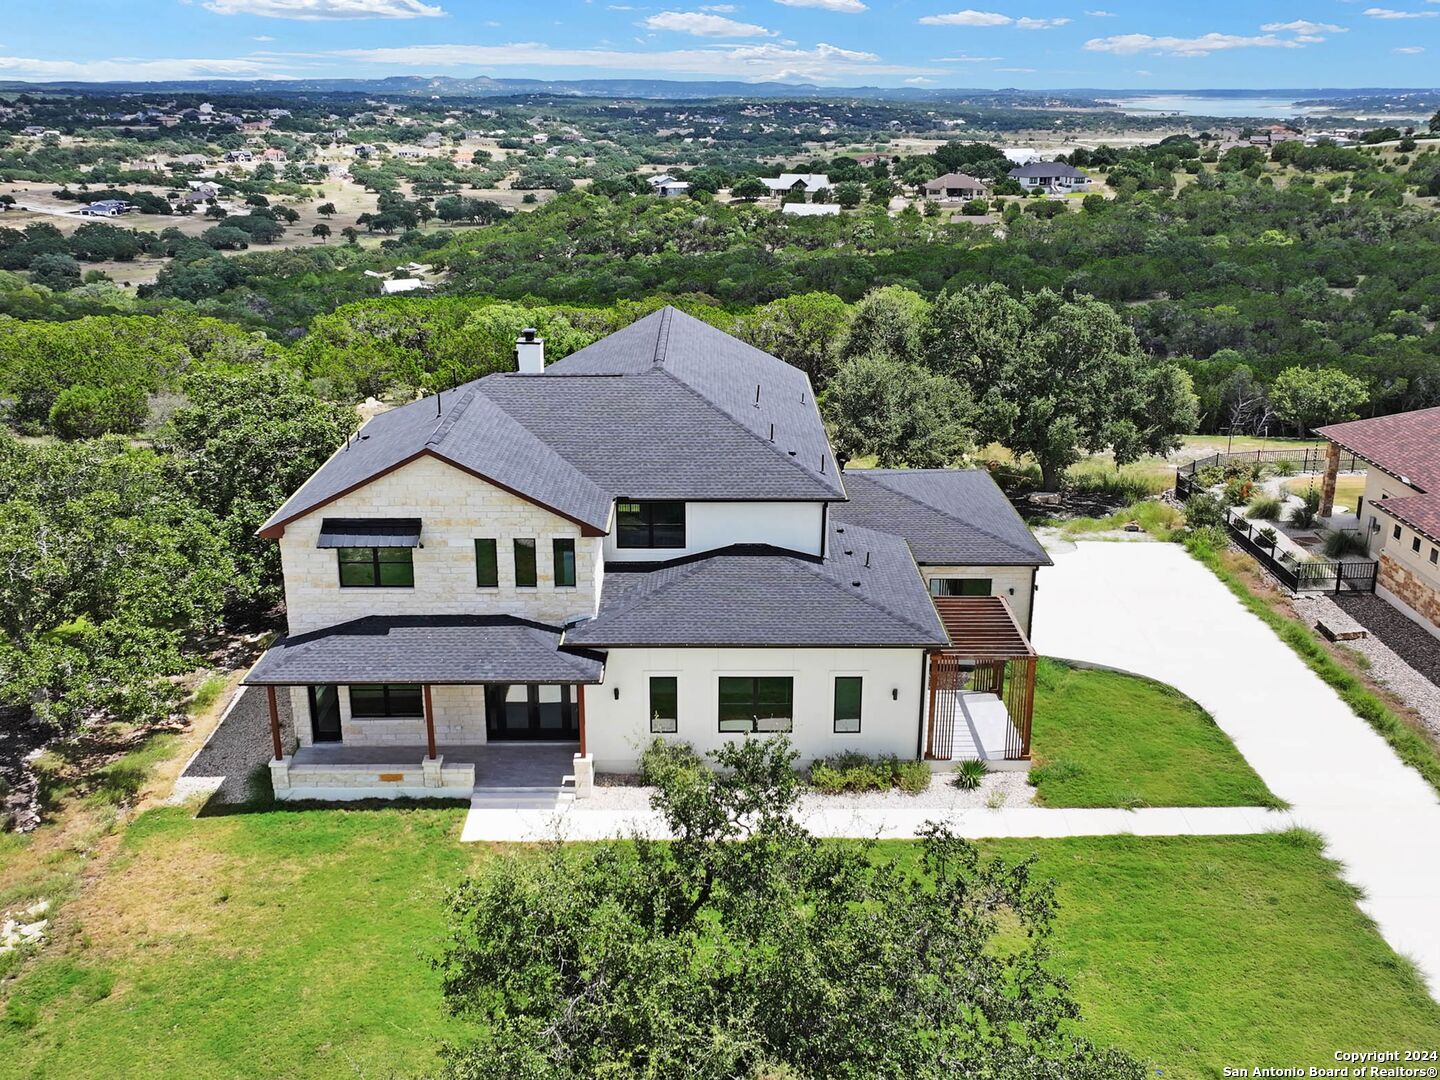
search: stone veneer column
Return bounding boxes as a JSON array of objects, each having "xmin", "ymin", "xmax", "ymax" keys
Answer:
[{"xmin": 1319, "ymin": 441, "xmax": 1341, "ymax": 519}]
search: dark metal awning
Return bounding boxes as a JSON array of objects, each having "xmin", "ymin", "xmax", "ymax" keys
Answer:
[
  {"xmin": 317, "ymin": 518, "xmax": 422, "ymax": 548},
  {"xmin": 931, "ymin": 596, "xmax": 1035, "ymax": 658},
  {"xmin": 243, "ymin": 615, "xmax": 606, "ymax": 686}
]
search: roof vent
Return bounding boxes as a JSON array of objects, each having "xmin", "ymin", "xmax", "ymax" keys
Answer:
[{"xmin": 515, "ymin": 328, "xmax": 544, "ymax": 374}]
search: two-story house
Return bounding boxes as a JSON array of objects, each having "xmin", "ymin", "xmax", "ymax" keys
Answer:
[{"xmin": 244, "ymin": 308, "xmax": 1050, "ymax": 801}]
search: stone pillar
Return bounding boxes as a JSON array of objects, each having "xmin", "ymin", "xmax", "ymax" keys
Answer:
[
  {"xmin": 269, "ymin": 756, "xmax": 292, "ymax": 794},
  {"xmin": 1319, "ymin": 441, "xmax": 1341, "ymax": 519},
  {"xmin": 573, "ymin": 753, "xmax": 594, "ymax": 799},
  {"xmin": 422, "ymin": 755, "xmax": 445, "ymax": 788}
]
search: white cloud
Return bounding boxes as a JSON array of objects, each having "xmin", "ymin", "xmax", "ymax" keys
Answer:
[
  {"xmin": 699, "ymin": 3, "xmax": 737, "ymax": 9},
  {"xmin": 904, "ymin": 75, "xmax": 937, "ymax": 83},
  {"xmin": 0, "ymin": 54, "xmax": 290, "ymax": 79},
  {"xmin": 1015, "ymin": 16, "xmax": 1070, "ymax": 28},
  {"xmin": 918, "ymin": 9, "xmax": 1013, "ymax": 25},
  {"xmin": 995, "ymin": 65, "xmax": 1036, "ymax": 71},
  {"xmin": 253, "ymin": 34, "xmax": 276, "ymax": 40},
  {"xmin": 643, "ymin": 10, "xmax": 776, "ymax": 35},
  {"xmin": 1394, "ymin": 43, "xmax": 1426, "ymax": 50},
  {"xmin": 1363, "ymin": 6, "xmax": 1438, "ymax": 15},
  {"xmin": 1135, "ymin": 67, "xmax": 1152, "ymax": 75},
  {"xmin": 1086, "ymin": 8, "xmax": 1116, "ymax": 14},
  {"xmin": 774, "ymin": 0, "xmax": 868, "ymax": 10},
  {"xmin": 1260, "ymin": 19, "xmax": 1347, "ymax": 32},
  {"xmin": 1084, "ymin": 31, "xmax": 1304, "ymax": 55},
  {"xmin": 930, "ymin": 54, "xmax": 1003, "ymax": 60},
  {"xmin": 202, "ymin": 0, "xmax": 444, "ymax": 18},
  {"xmin": 331, "ymin": 40, "xmax": 936, "ymax": 81}
]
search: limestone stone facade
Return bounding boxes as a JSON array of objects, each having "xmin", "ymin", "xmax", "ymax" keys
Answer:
[
  {"xmin": 288, "ymin": 683, "xmax": 487, "ymax": 748},
  {"xmin": 1378, "ymin": 553, "xmax": 1440, "ymax": 632},
  {"xmin": 278, "ymin": 454, "xmax": 604, "ymax": 635},
  {"xmin": 917, "ymin": 565, "xmax": 1038, "ymax": 634}
]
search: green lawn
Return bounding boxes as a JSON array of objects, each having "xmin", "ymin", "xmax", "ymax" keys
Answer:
[
  {"xmin": 1029, "ymin": 658, "xmax": 1279, "ymax": 808},
  {"xmin": 3, "ymin": 809, "xmax": 1436, "ymax": 1079}
]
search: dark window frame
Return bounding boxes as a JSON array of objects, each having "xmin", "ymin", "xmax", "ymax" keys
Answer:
[
  {"xmin": 718, "ymin": 675, "xmax": 793, "ymax": 734},
  {"xmin": 348, "ymin": 683, "xmax": 424, "ymax": 718},
  {"xmin": 1430, "ymin": 547, "xmax": 1438, "ymax": 566},
  {"xmin": 1413, "ymin": 535, "xmax": 1423, "ymax": 554},
  {"xmin": 833, "ymin": 675, "xmax": 862, "ymax": 734},
  {"xmin": 474, "ymin": 538, "xmax": 498, "ymax": 588},
  {"xmin": 928, "ymin": 577, "xmax": 993, "ymax": 598},
  {"xmin": 616, "ymin": 500, "xmax": 686, "ymax": 549},
  {"xmin": 649, "ymin": 675, "xmax": 678, "ymax": 734},
  {"xmin": 337, "ymin": 546, "xmax": 414, "ymax": 588},
  {"xmin": 1393, "ymin": 524, "xmax": 1403, "ymax": 541},
  {"xmin": 513, "ymin": 537, "xmax": 538, "ymax": 588},
  {"xmin": 553, "ymin": 538, "xmax": 577, "ymax": 588}
]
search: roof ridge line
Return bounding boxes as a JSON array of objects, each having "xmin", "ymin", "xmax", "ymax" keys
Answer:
[
  {"xmin": 653, "ymin": 305, "xmax": 674, "ymax": 366},
  {"xmin": 426, "ymin": 385, "xmax": 479, "ymax": 448},
  {"xmin": 860, "ymin": 471, "xmax": 1037, "ymax": 560},
  {"xmin": 654, "ymin": 367, "xmax": 846, "ymax": 498}
]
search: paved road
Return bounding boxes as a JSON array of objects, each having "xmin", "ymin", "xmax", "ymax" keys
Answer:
[{"xmin": 1031, "ymin": 541, "xmax": 1440, "ymax": 998}]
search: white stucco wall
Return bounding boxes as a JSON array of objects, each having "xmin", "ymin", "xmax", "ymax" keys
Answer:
[
  {"xmin": 601, "ymin": 501, "xmax": 825, "ymax": 562},
  {"xmin": 919, "ymin": 565, "xmax": 1037, "ymax": 634},
  {"xmin": 278, "ymin": 455, "xmax": 602, "ymax": 634},
  {"xmin": 583, "ymin": 646, "xmax": 927, "ymax": 772},
  {"xmin": 288, "ymin": 683, "xmax": 488, "ymax": 748}
]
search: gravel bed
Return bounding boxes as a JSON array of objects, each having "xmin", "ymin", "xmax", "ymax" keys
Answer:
[
  {"xmin": 177, "ymin": 685, "xmax": 287, "ymax": 805},
  {"xmin": 1292, "ymin": 594, "xmax": 1440, "ymax": 743},
  {"xmin": 582, "ymin": 770, "xmax": 1035, "ymax": 813}
]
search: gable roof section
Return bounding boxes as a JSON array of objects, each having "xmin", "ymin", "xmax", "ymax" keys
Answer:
[
  {"xmin": 832, "ymin": 470, "xmax": 1051, "ymax": 567},
  {"xmin": 924, "ymin": 172, "xmax": 986, "ymax": 190},
  {"xmin": 1008, "ymin": 161, "xmax": 1086, "ymax": 179},
  {"xmin": 1372, "ymin": 492, "xmax": 1440, "ymax": 545},
  {"xmin": 1316, "ymin": 407, "xmax": 1440, "ymax": 492},
  {"xmin": 258, "ymin": 385, "xmax": 612, "ymax": 537},
  {"xmin": 563, "ymin": 521, "xmax": 946, "ymax": 648}
]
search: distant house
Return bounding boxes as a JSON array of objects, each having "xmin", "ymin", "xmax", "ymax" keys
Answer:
[
  {"xmin": 78, "ymin": 199, "xmax": 132, "ymax": 217},
  {"xmin": 922, "ymin": 172, "xmax": 987, "ymax": 200},
  {"xmin": 224, "ymin": 149, "xmax": 254, "ymax": 163},
  {"xmin": 380, "ymin": 278, "xmax": 432, "ymax": 296},
  {"xmin": 762, "ymin": 173, "xmax": 831, "ymax": 195},
  {"xmin": 781, "ymin": 203, "xmax": 841, "ymax": 217},
  {"xmin": 854, "ymin": 153, "xmax": 889, "ymax": 168},
  {"xmin": 646, "ymin": 174, "xmax": 690, "ymax": 198},
  {"xmin": 395, "ymin": 147, "xmax": 424, "ymax": 159},
  {"xmin": 1007, "ymin": 161, "xmax": 1090, "ymax": 193},
  {"xmin": 262, "ymin": 148, "xmax": 287, "ymax": 163}
]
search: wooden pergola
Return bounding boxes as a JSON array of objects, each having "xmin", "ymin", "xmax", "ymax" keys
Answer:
[{"xmin": 925, "ymin": 596, "xmax": 1037, "ymax": 762}]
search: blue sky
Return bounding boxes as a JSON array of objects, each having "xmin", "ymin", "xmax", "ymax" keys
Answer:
[{"xmin": 2, "ymin": 0, "xmax": 1437, "ymax": 89}]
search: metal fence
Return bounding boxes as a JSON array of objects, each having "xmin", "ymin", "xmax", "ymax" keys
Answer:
[
  {"xmin": 1174, "ymin": 446, "xmax": 1363, "ymax": 499},
  {"xmin": 1223, "ymin": 509, "xmax": 1377, "ymax": 594}
]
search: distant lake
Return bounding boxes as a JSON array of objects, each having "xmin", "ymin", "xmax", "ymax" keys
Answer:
[{"xmin": 1105, "ymin": 94, "xmax": 1431, "ymax": 120}]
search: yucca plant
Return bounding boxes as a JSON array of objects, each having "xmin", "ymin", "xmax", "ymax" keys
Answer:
[{"xmin": 950, "ymin": 759, "xmax": 988, "ymax": 790}]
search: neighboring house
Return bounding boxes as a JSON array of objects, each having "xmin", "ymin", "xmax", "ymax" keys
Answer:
[
  {"xmin": 1007, "ymin": 161, "xmax": 1090, "ymax": 193},
  {"xmin": 224, "ymin": 149, "xmax": 254, "ymax": 163},
  {"xmin": 244, "ymin": 309, "xmax": 1046, "ymax": 800},
  {"xmin": 781, "ymin": 203, "xmax": 840, "ymax": 217},
  {"xmin": 922, "ymin": 172, "xmax": 987, "ymax": 200},
  {"xmin": 646, "ymin": 174, "xmax": 691, "ymax": 198},
  {"xmin": 762, "ymin": 173, "xmax": 831, "ymax": 195},
  {"xmin": 78, "ymin": 199, "xmax": 132, "ymax": 217},
  {"xmin": 1316, "ymin": 406, "xmax": 1440, "ymax": 636},
  {"xmin": 379, "ymin": 278, "xmax": 431, "ymax": 296}
]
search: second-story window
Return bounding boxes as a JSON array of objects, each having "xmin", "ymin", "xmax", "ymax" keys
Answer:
[
  {"xmin": 337, "ymin": 547, "xmax": 414, "ymax": 588},
  {"xmin": 474, "ymin": 539, "xmax": 498, "ymax": 588},
  {"xmin": 616, "ymin": 500, "xmax": 685, "ymax": 548},
  {"xmin": 514, "ymin": 538, "xmax": 537, "ymax": 588},
  {"xmin": 553, "ymin": 538, "xmax": 576, "ymax": 587}
]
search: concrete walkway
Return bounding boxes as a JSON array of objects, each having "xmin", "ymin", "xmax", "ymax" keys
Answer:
[{"xmin": 1032, "ymin": 541, "xmax": 1440, "ymax": 997}]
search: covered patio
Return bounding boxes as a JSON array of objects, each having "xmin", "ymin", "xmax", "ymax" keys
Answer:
[
  {"xmin": 242, "ymin": 615, "xmax": 605, "ymax": 802},
  {"xmin": 924, "ymin": 596, "xmax": 1037, "ymax": 771}
]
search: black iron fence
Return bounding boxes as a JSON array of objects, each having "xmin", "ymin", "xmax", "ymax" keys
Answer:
[
  {"xmin": 1174, "ymin": 446, "xmax": 1364, "ymax": 499},
  {"xmin": 1223, "ymin": 509, "xmax": 1377, "ymax": 594}
]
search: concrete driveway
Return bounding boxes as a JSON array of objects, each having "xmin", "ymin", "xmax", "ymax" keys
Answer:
[{"xmin": 1032, "ymin": 541, "xmax": 1440, "ymax": 998}]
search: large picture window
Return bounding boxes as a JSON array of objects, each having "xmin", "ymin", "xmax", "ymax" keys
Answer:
[
  {"xmin": 514, "ymin": 538, "xmax": 538, "ymax": 587},
  {"xmin": 337, "ymin": 546, "xmax": 414, "ymax": 588},
  {"xmin": 649, "ymin": 676, "xmax": 678, "ymax": 734},
  {"xmin": 349, "ymin": 684, "xmax": 423, "ymax": 718},
  {"xmin": 616, "ymin": 500, "xmax": 685, "ymax": 548},
  {"xmin": 474, "ymin": 538, "xmax": 498, "ymax": 587},
  {"xmin": 553, "ymin": 538, "xmax": 577, "ymax": 587},
  {"xmin": 928, "ymin": 577, "xmax": 992, "ymax": 598},
  {"xmin": 718, "ymin": 676, "xmax": 793, "ymax": 733},
  {"xmin": 833, "ymin": 676, "xmax": 862, "ymax": 734}
]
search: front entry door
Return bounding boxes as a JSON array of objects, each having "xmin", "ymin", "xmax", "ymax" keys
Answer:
[
  {"xmin": 308, "ymin": 685, "xmax": 342, "ymax": 743},
  {"xmin": 485, "ymin": 684, "xmax": 579, "ymax": 740}
]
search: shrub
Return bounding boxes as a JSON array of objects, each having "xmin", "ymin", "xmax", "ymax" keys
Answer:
[
  {"xmin": 1289, "ymin": 488, "xmax": 1322, "ymax": 528},
  {"xmin": 47, "ymin": 383, "xmax": 149, "ymax": 439},
  {"xmin": 1246, "ymin": 494, "xmax": 1283, "ymax": 521},
  {"xmin": 1195, "ymin": 463, "xmax": 1226, "ymax": 487},
  {"xmin": 951, "ymin": 759, "xmax": 988, "ymax": 790},
  {"xmin": 1256, "ymin": 526, "xmax": 1279, "ymax": 546},
  {"xmin": 1321, "ymin": 529, "xmax": 1368, "ymax": 558},
  {"xmin": 1272, "ymin": 457, "xmax": 1297, "ymax": 477},
  {"xmin": 1222, "ymin": 477, "xmax": 1254, "ymax": 506},
  {"xmin": 809, "ymin": 752, "xmax": 930, "ymax": 794},
  {"xmin": 1183, "ymin": 492, "xmax": 1228, "ymax": 530}
]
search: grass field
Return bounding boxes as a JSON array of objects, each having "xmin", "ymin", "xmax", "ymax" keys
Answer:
[
  {"xmin": 1028, "ymin": 659, "xmax": 1279, "ymax": 808},
  {"xmin": 1286, "ymin": 473, "xmax": 1367, "ymax": 513},
  {"xmin": 3, "ymin": 806, "xmax": 1436, "ymax": 1080}
]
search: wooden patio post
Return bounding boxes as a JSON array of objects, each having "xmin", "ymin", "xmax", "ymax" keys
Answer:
[
  {"xmin": 924, "ymin": 652, "xmax": 939, "ymax": 760},
  {"xmin": 422, "ymin": 684, "xmax": 437, "ymax": 761},
  {"xmin": 577, "ymin": 684, "xmax": 587, "ymax": 757},
  {"xmin": 266, "ymin": 685, "xmax": 283, "ymax": 761}
]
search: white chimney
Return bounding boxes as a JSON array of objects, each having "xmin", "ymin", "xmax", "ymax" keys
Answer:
[{"xmin": 515, "ymin": 328, "xmax": 544, "ymax": 374}]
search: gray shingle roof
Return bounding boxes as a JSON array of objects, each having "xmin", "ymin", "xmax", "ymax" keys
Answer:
[
  {"xmin": 243, "ymin": 615, "xmax": 606, "ymax": 685},
  {"xmin": 833, "ymin": 470, "xmax": 1051, "ymax": 567},
  {"xmin": 563, "ymin": 520, "xmax": 947, "ymax": 648},
  {"xmin": 1007, "ymin": 161, "xmax": 1087, "ymax": 180},
  {"xmin": 260, "ymin": 307, "xmax": 841, "ymax": 536}
]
